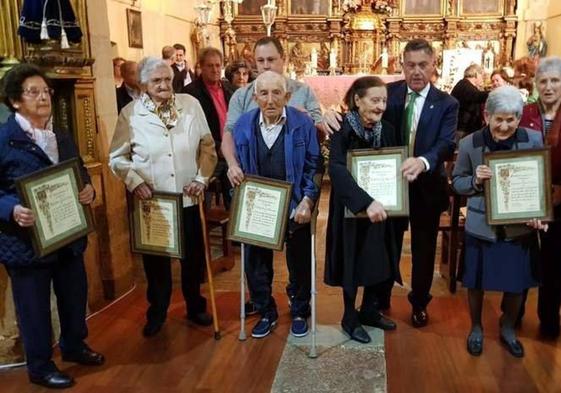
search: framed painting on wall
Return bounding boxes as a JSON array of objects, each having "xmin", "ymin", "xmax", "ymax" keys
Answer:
[
  {"xmin": 290, "ymin": 0, "xmax": 329, "ymax": 15},
  {"xmin": 237, "ymin": 0, "xmax": 266, "ymax": 15},
  {"xmin": 461, "ymin": 0, "xmax": 502, "ymax": 15},
  {"xmin": 403, "ymin": 0, "xmax": 441, "ymax": 16},
  {"xmin": 126, "ymin": 9, "xmax": 143, "ymax": 49}
]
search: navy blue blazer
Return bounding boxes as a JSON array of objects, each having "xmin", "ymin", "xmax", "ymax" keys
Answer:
[
  {"xmin": 0, "ymin": 115, "xmax": 91, "ymax": 267},
  {"xmin": 383, "ymin": 81, "xmax": 458, "ymax": 212}
]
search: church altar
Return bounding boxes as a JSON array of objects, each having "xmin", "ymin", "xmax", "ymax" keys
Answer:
[{"xmin": 303, "ymin": 74, "xmax": 403, "ymax": 109}]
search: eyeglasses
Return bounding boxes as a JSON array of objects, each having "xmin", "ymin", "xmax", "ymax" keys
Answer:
[{"xmin": 22, "ymin": 87, "xmax": 54, "ymax": 99}]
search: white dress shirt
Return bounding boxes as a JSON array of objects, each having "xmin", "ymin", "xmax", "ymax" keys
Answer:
[
  {"xmin": 258, "ymin": 108, "xmax": 287, "ymax": 148},
  {"xmin": 406, "ymin": 83, "xmax": 431, "ymax": 171}
]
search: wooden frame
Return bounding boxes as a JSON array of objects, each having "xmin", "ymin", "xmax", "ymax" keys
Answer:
[
  {"xmin": 484, "ymin": 148, "xmax": 553, "ymax": 225},
  {"xmin": 15, "ymin": 158, "xmax": 94, "ymax": 257},
  {"xmin": 130, "ymin": 191, "xmax": 185, "ymax": 258},
  {"xmin": 345, "ymin": 146, "xmax": 410, "ymax": 218},
  {"xmin": 401, "ymin": 0, "xmax": 443, "ymax": 17},
  {"xmin": 228, "ymin": 175, "xmax": 292, "ymax": 250},
  {"xmin": 126, "ymin": 8, "xmax": 143, "ymax": 49},
  {"xmin": 459, "ymin": 0, "xmax": 503, "ymax": 16}
]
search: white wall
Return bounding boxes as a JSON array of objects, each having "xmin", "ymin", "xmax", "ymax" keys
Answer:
[{"xmin": 106, "ymin": 0, "xmax": 222, "ymax": 65}]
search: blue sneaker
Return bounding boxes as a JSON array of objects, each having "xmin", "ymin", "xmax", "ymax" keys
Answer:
[
  {"xmin": 252, "ymin": 314, "xmax": 278, "ymax": 338},
  {"xmin": 290, "ymin": 317, "xmax": 309, "ymax": 337}
]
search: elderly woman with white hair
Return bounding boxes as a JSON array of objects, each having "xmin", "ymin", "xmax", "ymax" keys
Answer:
[
  {"xmin": 452, "ymin": 86, "xmax": 547, "ymax": 358},
  {"xmin": 109, "ymin": 56, "xmax": 217, "ymax": 337},
  {"xmin": 519, "ymin": 56, "xmax": 561, "ymax": 339}
]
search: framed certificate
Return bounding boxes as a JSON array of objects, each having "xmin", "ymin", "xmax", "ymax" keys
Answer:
[
  {"xmin": 130, "ymin": 191, "xmax": 185, "ymax": 258},
  {"xmin": 345, "ymin": 147, "xmax": 409, "ymax": 217},
  {"xmin": 484, "ymin": 148, "xmax": 553, "ymax": 225},
  {"xmin": 15, "ymin": 158, "xmax": 94, "ymax": 257},
  {"xmin": 228, "ymin": 175, "xmax": 292, "ymax": 250}
]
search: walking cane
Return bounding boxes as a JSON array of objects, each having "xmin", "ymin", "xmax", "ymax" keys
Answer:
[
  {"xmin": 197, "ymin": 194, "xmax": 221, "ymax": 340},
  {"xmin": 239, "ymin": 243, "xmax": 247, "ymax": 341},
  {"xmin": 308, "ymin": 171, "xmax": 324, "ymax": 359}
]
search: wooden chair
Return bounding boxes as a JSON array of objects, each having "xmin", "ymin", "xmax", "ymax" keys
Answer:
[
  {"xmin": 438, "ymin": 155, "xmax": 466, "ymax": 293},
  {"xmin": 203, "ymin": 178, "xmax": 234, "ymax": 274}
]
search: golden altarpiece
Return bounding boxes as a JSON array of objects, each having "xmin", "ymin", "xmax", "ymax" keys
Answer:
[{"xmin": 219, "ymin": 0, "xmax": 518, "ymax": 76}]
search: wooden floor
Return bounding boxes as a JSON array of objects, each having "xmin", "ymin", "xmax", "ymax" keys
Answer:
[
  {"xmin": 1, "ymin": 286, "xmax": 560, "ymax": 393},
  {"xmin": 1, "ymin": 184, "xmax": 560, "ymax": 392}
]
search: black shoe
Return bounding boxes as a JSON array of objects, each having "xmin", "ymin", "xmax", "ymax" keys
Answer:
[
  {"xmin": 62, "ymin": 346, "xmax": 105, "ymax": 366},
  {"xmin": 244, "ymin": 301, "xmax": 259, "ymax": 316},
  {"xmin": 411, "ymin": 308, "xmax": 429, "ymax": 328},
  {"xmin": 500, "ymin": 335, "xmax": 524, "ymax": 358},
  {"xmin": 29, "ymin": 371, "xmax": 75, "ymax": 389},
  {"xmin": 359, "ymin": 311, "xmax": 397, "ymax": 331},
  {"xmin": 341, "ymin": 321, "xmax": 371, "ymax": 344},
  {"xmin": 142, "ymin": 321, "xmax": 163, "ymax": 337},
  {"xmin": 188, "ymin": 312, "xmax": 213, "ymax": 326},
  {"xmin": 466, "ymin": 332, "xmax": 483, "ymax": 356}
]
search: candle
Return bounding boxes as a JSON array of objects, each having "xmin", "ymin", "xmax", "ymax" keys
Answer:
[
  {"xmin": 311, "ymin": 48, "xmax": 318, "ymax": 68},
  {"xmin": 329, "ymin": 49, "xmax": 337, "ymax": 69},
  {"xmin": 381, "ymin": 47, "xmax": 388, "ymax": 68}
]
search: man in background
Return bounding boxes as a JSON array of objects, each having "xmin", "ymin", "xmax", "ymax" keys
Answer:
[{"xmin": 172, "ymin": 43, "xmax": 195, "ymax": 93}]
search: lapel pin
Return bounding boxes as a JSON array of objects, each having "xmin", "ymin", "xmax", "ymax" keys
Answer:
[{"xmin": 429, "ymin": 104, "xmax": 434, "ymax": 109}]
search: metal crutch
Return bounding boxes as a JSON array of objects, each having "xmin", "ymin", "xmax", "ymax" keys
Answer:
[
  {"xmin": 198, "ymin": 194, "xmax": 221, "ymax": 340},
  {"xmin": 239, "ymin": 243, "xmax": 247, "ymax": 341},
  {"xmin": 308, "ymin": 171, "xmax": 324, "ymax": 358}
]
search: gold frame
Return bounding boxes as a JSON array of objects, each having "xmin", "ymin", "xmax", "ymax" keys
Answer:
[
  {"xmin": 400, "ymin": 0, "xmax": 444, "ymax": 17},
  {"xmin": 15, "ymin": 158, "xmax": 94, "ymax": 258},
  {"xmin": 484, "ymin": 148, "xmax": 553, "ymax": 226},
  {"xmin": 345, "ymin": 146, "xmax": 410, "ymax": 218},
  {"xmin": 228, "ymin": 175, "xmax": 292, "ymax": 251},
  {"xmin": 459, "ymin": 0, "xmax": 504, "ymax": 17}
]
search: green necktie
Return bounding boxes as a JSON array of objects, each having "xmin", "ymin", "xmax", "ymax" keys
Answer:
[{"xmin": 404, "ymin": 91, "xmax": 420, "ymax": 154}]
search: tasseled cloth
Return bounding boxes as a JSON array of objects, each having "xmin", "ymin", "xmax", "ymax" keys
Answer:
[{"xmin": 18, "ymin": 0, "xmax": 82, "ymax": 48}]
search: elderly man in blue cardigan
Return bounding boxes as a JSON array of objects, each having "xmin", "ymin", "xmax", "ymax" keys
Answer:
[{"xmin": 232, "ymin": 71, "xmax": 321, "ymax": 339}]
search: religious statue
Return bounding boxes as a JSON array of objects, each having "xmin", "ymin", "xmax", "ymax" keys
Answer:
[
  {"xmin": 527, "ymin": 22, "xmax": 548, "ymax": 59},
  {"xmin": 482, "ymin": 42, "xmax": 496, "ymax": 75},
  {"xmin": 318, "ymin": 42, "xmax": 330, "ymax": 70},
  {"xmin": 290, "ymin": 42, "xmax": 307, "ymax": 74},
  {"xmin": 224, "ymin": 26, "xmax": 239, "ymax": 65},
  {"xmin": 241, "ymin": 43, "xmax": 256, "ymax": 70},
  {"xmin": 191, "ymin": 19, "xmax": 204, "ymax": 59}
]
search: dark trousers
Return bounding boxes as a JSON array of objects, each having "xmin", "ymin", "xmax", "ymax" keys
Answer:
[
  {"xmin": 7, "ymin": 249, "xmax": 88, "ymax": 377},
  {"xmin": 538, "ymin": 208, "xmax": 561, "ymax": 331},
  {"xmin": 407, "ymin": 204, "xmax": 441, "ymax": 309},
  {"xmin": 142, "ymin": 206, "xmax": 206, "ymax": 324},
  {"xmin": 343, "ymin": 278, "xmax": 395, "ymax": 325},
  {"xmin": 245, "ymin": 221, "xmax": 311, "ymax": 318}
]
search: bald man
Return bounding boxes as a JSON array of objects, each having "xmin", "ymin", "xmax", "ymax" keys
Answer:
[{"xmin": 232, "ymin": 71, "xmax": 321, "ymax": 339}]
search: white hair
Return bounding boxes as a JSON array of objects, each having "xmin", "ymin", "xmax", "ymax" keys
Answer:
[
  {"xmin": 137, "ymin": 56, "xmax": 173, "ymax": 85},
  {"xmin": 536, "ymin": 56, "xmax": 561, "ymax": 80},
  {"xmin": 254, "ymin": 70, "xmax": 288, "ymax": 94},
  {"xmin": 485, "ymin": 85, "xmax": 524, "ymax": 118}
]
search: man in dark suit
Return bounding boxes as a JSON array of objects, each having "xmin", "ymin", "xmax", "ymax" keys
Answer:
[
  {"xmin": 451, "ymin": 64, "xmax": 489, "ymax": 140},
  {"xmin": 172, "ymin": 43, "xmax": 195, "ymax": 93},
  {"xmin": 382, "ymin": 39, "xmax": 458, "ymax": 327},
  {"xmin": 183, "ymin": 47, "xmax": 234, "ymax": 208},
  {"xmin": 115, "ymin": 61, "xmax": 140, "ymax": 113}
]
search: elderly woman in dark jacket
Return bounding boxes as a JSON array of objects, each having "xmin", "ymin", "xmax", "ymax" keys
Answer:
[
  {"xmin": 0, "ymin": 64, "xmax": 103, "ymax": 389},
  {"xmin": 452, "ymin": 86, "xmax": 546, "ymax": 358},
  {"xmin": 325, "ymin": 76, "xmax": 402, "ymax": 344}
]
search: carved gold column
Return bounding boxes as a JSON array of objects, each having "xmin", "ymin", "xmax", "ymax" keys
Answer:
[{"xmin": 0, "ymin": 0, "xmax": 23, "ymax": 76}]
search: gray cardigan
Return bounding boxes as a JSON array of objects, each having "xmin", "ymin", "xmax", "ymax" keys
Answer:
[{"xmin": 452, "ymin": 127, "xmax": 543, "ymax": 242}]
